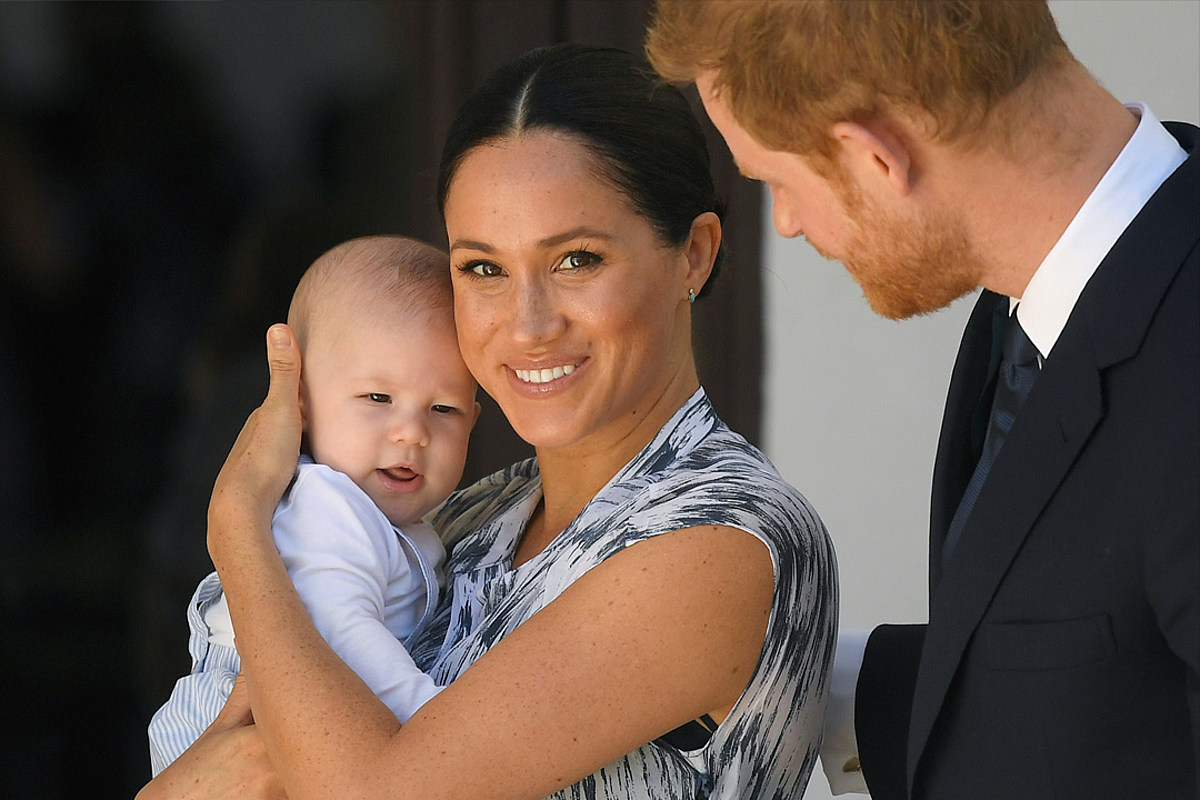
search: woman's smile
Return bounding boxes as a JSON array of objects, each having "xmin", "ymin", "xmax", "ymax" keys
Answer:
[{"xmin": 513, "ymin": 362, "xmax": 578, "ymax": 384}]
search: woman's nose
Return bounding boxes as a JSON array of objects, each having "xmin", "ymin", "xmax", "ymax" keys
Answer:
[{"xmin": 510, "ymin": 277, "xmax": 566, "ymax": 344}]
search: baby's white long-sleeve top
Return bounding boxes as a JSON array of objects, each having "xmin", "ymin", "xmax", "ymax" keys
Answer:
[{"xmin": 148, "ymin": 456, "xmax": 445, "ymax": 775}]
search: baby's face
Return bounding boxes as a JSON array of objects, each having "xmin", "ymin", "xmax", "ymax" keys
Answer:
[{"xmin": 301, "ymin": 305, "xmax": 479, "ymax": 527}]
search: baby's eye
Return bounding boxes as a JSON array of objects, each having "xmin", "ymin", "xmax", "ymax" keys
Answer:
[
  {"xmin": 558, "ymin": 250, "xmax": 601, "ymax": 270},
  {"xmin": 462, "ymin": 261, "xmax": 503, "ymax": 277},
  {"xmin": 431, "ymin": 404, "xmax": 458, "ymax": 415},
  {"xmin": 366, "ymin": 393, "xmax": 391, "ymax": 404}
]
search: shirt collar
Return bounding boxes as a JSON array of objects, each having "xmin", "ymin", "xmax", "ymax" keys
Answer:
[{"xmin": 1014, "ymin": 103, "xmax": 1187, "ymax": 358}]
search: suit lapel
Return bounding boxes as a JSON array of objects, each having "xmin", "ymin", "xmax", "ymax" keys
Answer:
[
  {"xmin": 906, "ymin": 122, "xmax": 1200, "ymax": 793},
  {"xmin": 908, "ymin": 341, "xmax": 1105, "ymax": 783},
  {"xmin": 928, "ymin": 293, "xmax": 1007, "ymax": 589}
]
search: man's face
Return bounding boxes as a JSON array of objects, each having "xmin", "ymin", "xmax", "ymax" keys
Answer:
[
  {"xmin": 697, "ymin": 73, "xmax": 982, "ymax": 319},
  {"xmin": 696, "ymin": 74, "xmax": 855, "ymax": 253}
]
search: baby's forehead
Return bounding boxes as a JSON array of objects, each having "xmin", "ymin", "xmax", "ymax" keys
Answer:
[
  {"xmin": 306, "ymin": 288, "xmax": 457, "ymax": 352},
  {"xmin": 317, "ymin": 265, "xmax": 451, "ymax": 315}
]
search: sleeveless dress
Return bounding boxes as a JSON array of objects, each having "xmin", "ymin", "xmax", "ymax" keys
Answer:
[{"xmin": 409, "ymin": 389, "xmax": 837, "ymax": 799}]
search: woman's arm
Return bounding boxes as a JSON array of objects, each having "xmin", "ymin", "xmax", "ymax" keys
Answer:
[
  {"xmin": 207, "ymin": 325, "xmax": 775, "ymax": 800},
  {"xmin": 137, "ymin": 673, "xmax": 285, "ymax": 800},
  {"xmin": 233, "ymin": 528, "xmax": 772, "ymax": 800}
]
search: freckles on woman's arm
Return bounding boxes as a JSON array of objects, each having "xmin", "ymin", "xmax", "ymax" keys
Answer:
[{"xmin": 241, "ymin": 524, "xmax": 773, "ymax": 800}]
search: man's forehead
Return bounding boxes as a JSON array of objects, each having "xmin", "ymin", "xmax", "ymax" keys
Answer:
[
  {"xmin": 694, "ymin": 70, "xmax": 723, "ymax": 108},
  {"xmin": 694, "ymin": 73, "xmax": 737, "ymax": 139},
  {"xmin": 693, "ymin": 76, "xmax": 764, "ymax": 175}
]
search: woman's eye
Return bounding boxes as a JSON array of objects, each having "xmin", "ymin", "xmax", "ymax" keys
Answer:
[
  {"xmin": 463, "ymin": 261, "xmax": 503, "ymax": 277},
  {"xmin": 366, "ymin": 393, "xmax": 390, "ymax": 404},
  {"xmin": 559, "ymin": 251, "xmax": 601, "ymax": 270}
]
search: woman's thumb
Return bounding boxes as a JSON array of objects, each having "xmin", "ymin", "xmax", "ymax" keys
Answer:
[{"xmin": 265, "ymin": 324, "xmax": 301, "ymax": 404}]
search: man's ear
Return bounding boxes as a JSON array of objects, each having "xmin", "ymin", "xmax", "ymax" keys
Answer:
[
  {"xmin": 832, "ymin": 120, "xmax": 913, "ymax": 197},
  {"xmin": 682, "ymin": 211, "xmax": 722, "ymax": 297}
]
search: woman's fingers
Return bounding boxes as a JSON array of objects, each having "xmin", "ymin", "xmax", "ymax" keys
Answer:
[
  {"xmin": 264, "ymin": 324, "xmax": 302, "ymax": 415},
  {"xmin": 136, "ymin": 673, "xmax": 280, "ymax": 800},
  {"xmin": 250, "ymin": 323, "xmax": 304, "ymax": 485},
  {"xmin": 214, "ymin": 670, "xmax": 256, "ymax": 730},
  {"xmin": 136, "ymin": 724, "xmax": 286, "ymax": 800},
  {"xmin": 257, "ymin": 324, "xmax": 303, "ymax": 464},
  {"xmin": 208, "ymin": 325, "xmax": 304, "ymax": 557}
]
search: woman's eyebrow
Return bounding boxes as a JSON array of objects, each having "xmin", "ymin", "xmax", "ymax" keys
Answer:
[
  {"xmin": 449, "ymin": 238, "xmax": 494, "ymax": 253},
  {"xmin": 537, "ymin": 227, "xmax": 617, "ymax": 248},
  {"xmin": 451, "ymin": 227, "xmax": 618, "ymax": 254}
]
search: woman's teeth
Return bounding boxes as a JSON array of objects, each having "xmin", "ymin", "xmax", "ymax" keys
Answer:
[{"xmin": 515, "ymin": 364, "xmax": 575, "ymax": 384}]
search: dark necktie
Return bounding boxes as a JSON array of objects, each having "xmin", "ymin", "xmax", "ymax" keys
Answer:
[{"xmin": 941, "ymin": 309, "xmax": 1041, "ymax": 564}]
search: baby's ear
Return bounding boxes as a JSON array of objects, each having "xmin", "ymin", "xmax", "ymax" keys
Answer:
[
  {"xmin": 470, "ymin": 400, "xmax": 482, "ymax": 428},
  {"xmin": 297, "ymin": 378, "xmax": 311, "ymax": 432}
]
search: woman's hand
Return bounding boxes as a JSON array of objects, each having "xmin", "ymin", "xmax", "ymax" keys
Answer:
[
  {"xmin": 136, "ymin": 673, "xmax": 286, "ymax": 800},
  {"xmin": 208, "ymin": 324, "xmax": 303, "ymax": 568}
]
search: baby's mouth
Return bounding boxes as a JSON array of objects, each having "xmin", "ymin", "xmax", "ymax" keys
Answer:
[{"xmin": 379, "ymin": 466, "xmax": 418, "ymax": 482}]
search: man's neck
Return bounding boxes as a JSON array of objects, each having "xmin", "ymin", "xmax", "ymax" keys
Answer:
[{"xmin": 943, "ymin": 65, "xmax": 1139, "ymax": 299}]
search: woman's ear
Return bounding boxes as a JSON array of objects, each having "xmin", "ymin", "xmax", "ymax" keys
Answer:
[
  {"xmin": 682, "ymin": 211, "xmax": 722, "ymax": 297},
  {"xmin": 831, "ymin": 120, "xmax": 913, "ymax": 197}
]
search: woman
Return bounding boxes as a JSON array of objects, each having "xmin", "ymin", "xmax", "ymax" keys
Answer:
[{"xmin": 141, "ymin": 44, "xmax": 836, "ymax": 799}]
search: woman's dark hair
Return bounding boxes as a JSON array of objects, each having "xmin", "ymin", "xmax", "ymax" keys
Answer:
[{"xmin": 437, "ymin": 43, "xmax": 725, "ymax": 297}]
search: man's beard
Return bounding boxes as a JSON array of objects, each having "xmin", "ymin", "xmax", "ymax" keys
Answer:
[{"xmin": 824, "ymin": 185, "xmax": 984, "ymax": 320}]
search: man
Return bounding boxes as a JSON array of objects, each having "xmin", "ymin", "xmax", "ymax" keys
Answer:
[{"xmin": 647, "ymin": 2, "xmax": 1198, "ymax": 799}]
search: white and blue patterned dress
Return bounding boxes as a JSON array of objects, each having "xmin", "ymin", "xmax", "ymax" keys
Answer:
[{"xmin": 410, "ymin": 389, "xmax": 837, "ymax": 799}]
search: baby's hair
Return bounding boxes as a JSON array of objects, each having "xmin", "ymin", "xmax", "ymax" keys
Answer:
[{"xmin": 288, "ymin": 235, "xmax": 452, "ymax": 351}]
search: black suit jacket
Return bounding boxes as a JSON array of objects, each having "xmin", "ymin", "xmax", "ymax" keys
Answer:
[{"xmin": 855, "ymin": 122, "xmax": 1200, "ymax": 800}]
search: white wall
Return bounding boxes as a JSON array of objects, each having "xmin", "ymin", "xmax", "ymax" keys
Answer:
[{"xmin": 760, "ymin": 3, "xmax": 1200, "ymax": 798}]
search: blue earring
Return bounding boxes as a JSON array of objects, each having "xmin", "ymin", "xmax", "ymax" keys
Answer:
[{"xmin": 688, "ymin": 288, "xmax": 696, "ymax": 304}]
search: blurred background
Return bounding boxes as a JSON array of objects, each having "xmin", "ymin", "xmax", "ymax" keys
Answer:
[
  {"xmin": 0, "ymin": 2, "xmax": 1195, "ymax": 798},
  {"xmin": 0, "ymin": 2, "xmax": 766, "ymax": 795}
]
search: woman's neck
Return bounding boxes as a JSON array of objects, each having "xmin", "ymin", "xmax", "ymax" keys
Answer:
[{"xmin": 512, "ymin": 372, "xmax": 699, "ymax": 567}]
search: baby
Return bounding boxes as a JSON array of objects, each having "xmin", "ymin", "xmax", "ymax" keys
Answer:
[{"xmin": 148, "ymin": 235, "xmax": 479, "ymax": 774}]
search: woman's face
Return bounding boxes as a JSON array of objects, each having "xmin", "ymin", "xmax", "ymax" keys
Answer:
[{"xmin": 444, "ymin": 132, "xmax": 702, "ymax": 456}]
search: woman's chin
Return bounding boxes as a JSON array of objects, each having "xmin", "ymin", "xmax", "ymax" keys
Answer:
[{"xmin": 506, "ymin": 419, "xmax": 584, "ymax": 452}]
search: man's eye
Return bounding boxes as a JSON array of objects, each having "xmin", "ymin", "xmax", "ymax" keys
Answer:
[{"xmin": 366, "ymin": 393, "xmax": 390, "ymax": 403}]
